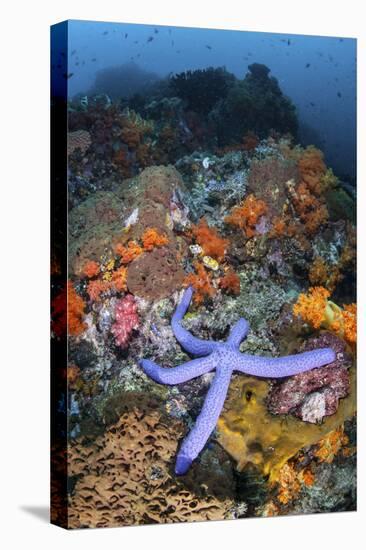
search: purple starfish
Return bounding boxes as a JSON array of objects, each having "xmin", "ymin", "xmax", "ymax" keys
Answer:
[{"xmin": 140, "ymin": 286, "xmax": 336, "ymax": 475}]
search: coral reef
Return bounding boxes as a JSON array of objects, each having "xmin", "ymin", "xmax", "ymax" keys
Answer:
[
  {"xmin": 62, "ymin": 76, "xmax": 356, "ymax": 525},
  {"xmin": 140, "ymin": 286, "xmax": 336, "ymax": 475}
]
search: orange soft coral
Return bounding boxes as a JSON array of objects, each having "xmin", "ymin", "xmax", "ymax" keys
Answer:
[
  {"xmin": 341, "ymin": 303, "xmax": 357, "ymax": 345},
  {"xmin": 67, "ymin": 282, "xmax": 87, "ymax": 335},
  {"xmin": 184, "ymin": 262, "xmax": 216, "ymax": 305},
  {"xmin": 293, "ymin": 286, "xmax": 330, "ymax": 329},
  {"xmin": 191, "ymin": 218, "xmax": 229, "ymax": 260},
  {"xmin": 87, "ymin": 279, "xmax": 111, "ymax": 302},
  {"xmin": 82, "ymin": 260, "xmax": 100, "ymax": 278},
  {"xmin": 314, "ymin": 426, "xmax": 349, "ymax": 464},
  {"xmin": 290, "ymin": 181, "xmax": 329, "ymax": 235},
  {"xmin": 219, "ymin": 271, "xmax": 240, "ymax": 295},
  {"xmin": 308, "ymin": 256, "xmax": 343, "ymax": 293},
  {"xmin": 297, "ymin": 146, "xmax": 326, "ymax": 196},
  {"xmin": 293, "ymin": 287, "xmax": 357, "ymax": 345},
  {"xmin": 142, "ymin": 228, "xmax": 169, "ymax": 251},
  {"xmin": 225, "ymin": 194, "xmax": 268, "ymax": 238},
  {"xmin": 52, "ymin": 281, "xmax": 86, "ymax": 337},
  {"xmin": 110, "ymin": 266, "xmax": 128, "ymax": 292},
  {"xmin": 115, "ymin": 240, "xmax": 143, "ymax": 264}
]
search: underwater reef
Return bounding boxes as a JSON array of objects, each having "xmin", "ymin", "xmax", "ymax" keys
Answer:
[{"xmin": 53, "ymin": 64, "xmax": 356, "ymax": 527}]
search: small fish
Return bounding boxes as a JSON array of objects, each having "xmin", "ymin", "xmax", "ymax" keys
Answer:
[
  {"xmin": 168, "ymin": 28, "xmax": 172, "ymax": 34},
  {"xmin": 337, "ymin": 91, "xmax": 342, "ymax": 98},
  {"xmin": 91, "ymin": 58, "xmax": 96, "ymax": 62},
  {"xmin": 305, "ymin": 63, "xmax": 310, "ymax": 68},
  {"xmin": 57, "ymin": 64, "xmax": 61, "ymax": 69},
  {"xmin": 62, "ymin": 72, "xmax": 74, "ymax": 79},
  {"xmin": 137, "ymin": 53, "xmax": 141, "ymax": 58},
  {"xmin": 75, "ymin": 62, "xmax": 79, "ymax": 66},
  {"xmin": 154, "ymin": 28, "xmax": 159, "ymax": 34},
  {"xmin": 176, "ymin": 50, "xmax": 180, "ymax": 54},
  {"xmin": 134, "ymin": 40, "xmax": 138, "ymax": 44},
  {"xmin": 124, "ymin": 33, "xmax": 128, "ymax": 38},
  {"xmin": 171, "ymin": 40, "xmax": 174, "ymax": 47},
  {"xmin": 339, "ymin": 38, "xmax": 344, "ymax": 42},
  {"xmin": 310, "ymin": 102, "xmax": 315, "ymax": 107},
  {"xmin": 82, "ymin": 60, "xmax": 85, "ymax": 66},
  {"xmin": 103, "ymin": 31, "xmax": 108, "ymax": 35},
  {"xmin": 205, "ymin": 44, "xmax": 212, "ymax": 50},
  {"xmin": 71, "ymin": 49, "xmax": 76, "ymax": 56},
  {"xmin": 287, "ymin": 39, "xmax": 291, "ymax": 45},
  {"xmin": 147, "ymin": 36, "xmax": 154, "ymax": 42},
  {"xmin": 328, "ymin": 54, "xmax": 334, "ymax": 62},
  {"xmin": 60, "ymin": 51, "xmax": 66, "ymax": 57}
]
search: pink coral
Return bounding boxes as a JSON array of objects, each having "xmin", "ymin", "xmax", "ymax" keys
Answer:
[{"xmin": 111, "ymin": 294, "xmax": 139, "ymax": 348}]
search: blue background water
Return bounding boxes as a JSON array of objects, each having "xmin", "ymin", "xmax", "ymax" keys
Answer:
[{"xmin": 60, "ymin": 20, "xmax": 356, "ymax": 179}]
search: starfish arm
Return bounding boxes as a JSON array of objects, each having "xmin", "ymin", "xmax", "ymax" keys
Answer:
[
  {"xmin": 233, "ymin": 347, "xmax": 336, "ymax": 378},
  {"xmin": 139, "ymin": 355, "xmax": 215, "ymax": 385},
  {"xmin": 227, "ymin": 318, "xmax": 250, "ymax": 347},
  {"xmin": 175, "ymin": 365, "xmax": 232, "ymax": 475},
  {"xmin": 171, "ymin": 286, "xmax": 217, "ymax": 356}
]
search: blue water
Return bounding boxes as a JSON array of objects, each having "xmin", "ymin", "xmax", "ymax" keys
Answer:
[{"xmin": 57, "ymin": 19, "xmax": 356, "ymax": 179}]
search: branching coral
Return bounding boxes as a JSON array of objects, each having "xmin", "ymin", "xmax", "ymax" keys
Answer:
[
  {"xmin": 293, "ymin": 287, "xmax": 357, "ymax": 345},
  {"xmin": 141, "ymin": 227, "xmax": 169, "ymax": 251},
  {"xmin": 184, "ymin": 262, "xmax": 216, "ymax": 304},
  {"xmin": 225, "ymin": 194, "xmax": 268, "ymax": 238},
  {"xmin": 191, "ymin": 218, "xmax": 229, "ymax": 260},
  {"xmin": 111, "ymin": 294, "xmax": 139, "ymax": 348}
]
